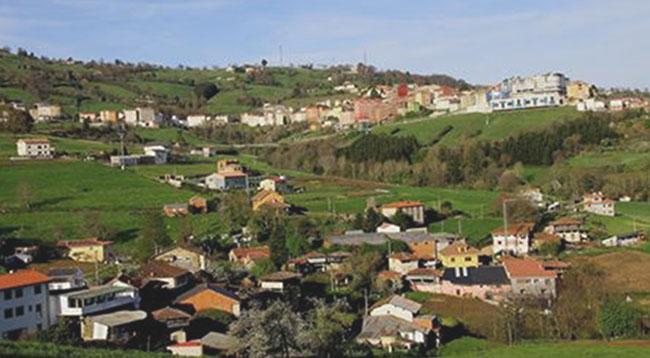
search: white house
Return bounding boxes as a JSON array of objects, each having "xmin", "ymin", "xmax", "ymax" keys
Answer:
[
  {"xmin": 186, "ymin": 114, "xmax": 210, "ymax": 128},
  {"xmin": 370, "ymin": 295, "xmax": 421, "ymax": 322},
  {"xmin": 81, "ymin": 310, "xmax": 147, "ymax": 341},
  {"xmin": 143, "ymin": 145, "xmax": 169, "ymax": 165},
  {"xmin": 51, "ymin": 284, "xmax": 139, "ymax": 320},
  {"xmin": 16, "ymin": 138, "xmax": 54, "ymax": 158},
  {"xmin": 47, "ymin": 267, "xmax": 86, "ymax": 293},
  {"xmin": 492, "ymin": 222, "xmax": 535, "ymax": 255},
  {"xmin": 377, "ymin": 223, "xmax": 401, "ymax": 233},
  {"xmin": 0, "ymin": 270, "xmax": 51, "ymax": 339}
]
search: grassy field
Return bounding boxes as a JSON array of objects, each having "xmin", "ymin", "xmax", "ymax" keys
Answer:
[
  {"xmin": 440, "ymin": 337, "xmax": 650, "ymax": 357},
  {"xmin": 0, "ymin": 133, "xmax": 118, "ymax": 158},
  {"xmin": 585, "ymin": 201, "xmax": 650, "ymax": 235},
  {"xmin": 373, "ymin": 107, "xmax": 581, "ymax": 146}
]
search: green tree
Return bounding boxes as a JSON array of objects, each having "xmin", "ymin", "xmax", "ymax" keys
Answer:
[
  {"xmin": 0, "ymin": 104, "xmax": 34, "ymax": 133},
  {"xmin": 598, "ymin": 298, "xmax": 643, "ymax": 340},
  {"xmin": 194, "ymin": 82, "xmax": 219, "ymax": 101},
  {"xmin": 362, "ymin": 208, "xmax": 383, "ymax": 233},
  {"xmin": 299, "ymin": 299, "xmax": 350, "ymax": 358},
  {"xmin": 251, "ymin": 258, "xmax": 275, "ymax": 279},
  {"xmin": 136, "ymin": 210, "xmax": 172, "ymax": 262},
  {"xmin": 269, "ymin": 225, "xmax": 288, "ymax": 269},
  {"xmin": 390, "ymin": 209, "xmax": 414, "ymax": 231}
]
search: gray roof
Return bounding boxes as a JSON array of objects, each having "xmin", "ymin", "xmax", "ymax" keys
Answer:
[
  {"xmin": 201, "ymin": 332, "xmax": 238, "ymax": 350},
  {"xmin": 164, "ymin": 203, "xmax": 189, "ymax": 210},
  {"xmin": 378, "ymin": 295, "xmax": 422, "ymax": 314},
  {"xmin": 67, "ymin": 285, "xmax": 131, "ymax": 300},
  {"xmin": 89, "ymin": 310, "xmax": 147, "ymax": 327},
  {"xmin": 326, "ymin": 231, "xmax": 460, "ymax": 247},
  {"xmin": 357, "ymin": 315, "xmax": 429, "ymax": 341},
  {"xmin": 47, "ymin": 267, "xmax": 82, "ymax": 277}
]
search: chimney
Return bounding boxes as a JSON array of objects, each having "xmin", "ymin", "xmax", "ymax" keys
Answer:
[
  {"xmin": 462, "ymin": 267, "xmax": 468, "ymax": 277},
  {"xmin": 454, "ymin": 267, "xmax": 460, "ymax": 278}
]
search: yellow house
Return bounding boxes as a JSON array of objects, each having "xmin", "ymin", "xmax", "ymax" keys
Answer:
[
  {"xmin": 439, "ymin": 241, "xmax": 479, "ymax": 268},
  {"xmin": 567, "ymin": 80, "xmax": 595, "ymax": 103},
  {"xmin": 251, "ymin": 190, "xmax": 288, "ymax": 211},
  {"xmin": 57, "ymin": 238, "xmax": 115, "ymax": 263}
]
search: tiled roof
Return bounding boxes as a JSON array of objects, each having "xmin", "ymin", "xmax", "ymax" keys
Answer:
[
  {"xmin": 491, "ymin": 223, "xmax": 535, "ymax": 236},
  {"xmin": 406, "ymin": 268, "xmax": 442, "ymax": 277},
  {"xmin": 382, "ymin": 200, "xmax": 423, "ymax": 209},
  {"xmin": 550, "ymin": 217, "xmax": 584, "ymax": 226},
  {"xmin": 0, "ymin": 270, "xmax": 50, "ymax": 290},
  {"xmin": 141, "ymin": 261, "xmax": 190, "ymax": 278},
  {"xmin": 168, "ymin": 340, "xmax": 201, "ymax": 347},
  {"xmin": 17, "ymin": 137, "xmax": 49, "ymax": 144},
  {"xmin": 56, "ymin": 238, "xmax": 113, "ymax": 248},
  {"xmin": 377, "ymin": 270, "xmax": 401, "ymax": 279},
  {"xmin": 533, "ymin": 232, "xmax": 561, "ymax": 243},
  {"xmin": 358, "ymin": 315, "xmax": 430, "ymax": 341},
  {"xmin": 216, "ymin": 171, "xmax": 247, "ymax": 178},
  {"xmin": 260, "ymin": 271, "xmax": 302, "ymax": 281},
  {"xmin": 439, "ymin": 241, "xmax": 479, "ymax": 257},
  {"xmin": 389, "ymin": 252, "xmax": 419, "ymax": 262},
  {"xmin": 502, "ymin": 257, "xmax": 556, "ymax": 278},
  {"xmin": 152, "ymin": 307, "xmax": 192, "ymax": 321},
  {"xmin": 231, "ymin": 246, "xmax": 270, "ymax": 261},
  {"xmin": 175, "ymin": 284, "xmax": 239, "ymax": 303},
  {"xmin": 201, "ymin": 332, "xmax": 238, "ymax": 350}
]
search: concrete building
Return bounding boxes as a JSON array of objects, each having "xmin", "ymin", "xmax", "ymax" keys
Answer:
[
  {"xmin": 502, "ymin": 257, "xmax": 557, "ymax": 298},
  {"xmin": 492, "ymin": 223, "xmax": 535, "ymax": 256},
  {"xmin": 544, "ymin": 217, "xmax": 587, "ymax": 243},
  {"xmin": 110, "ymin": 155, "xmax": 140, "ymax": 167},
  {"xmin": 489, "ymin": 73, "xmax": 568, "ymax": 111},
  {"xmin": 81, "ymin": 310, "xmax": 147, "ymax": 341},
  {"xmin": 52, "ymin": 284, "xmax": 139, "ymax": 319},
  {"xmin": 0, "ymin": 270, "xmax": 51, "ymax": 339},
  {"xmin": 99, "ymin": 110, "xmax": 119, "ymax": 123},
  {"xmin": 123, "ymin": 107, "xmax": 159, "ymax": 127},
  {"xmin": 380, "ymin": 201, "xmax": 425, "ymax": 225},
  {"xmin": 583, "ymin": 192, "xmax": 615, "ymax": 216},
  {"xmin": 29, "ymin": 103, "xmax": 61, "ymax": 121},
  {"xmin": 16, "ymin": 138, "xmax": 54, "ymax": 158},
  {"xmin": 206, "ymin": 171, "xmax": 248, "ymax": 190},
  {"xmin": 567, "ymin": 80, "xmax": 595, "ymax": 103},
  {"xmin": 56, "ymin": 239, "xmax": 115, "ymax": 263},
  {"xmin": 143, "ymin": 145, "xmax": 169, "ymax": 165}
]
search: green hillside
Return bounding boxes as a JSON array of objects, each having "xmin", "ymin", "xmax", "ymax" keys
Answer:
[{"xmin": 374, "ymin": 107, "xmax": 581, "ymax": 145}]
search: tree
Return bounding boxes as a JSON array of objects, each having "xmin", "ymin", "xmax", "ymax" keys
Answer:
[
  {"xmin": 194, "ymin": 82, "xmax": 219, "ymax": 101},
  {"xmin": 391, "ymin": 209, "xmax": 414, "ymax": 231},
  {"xmin": 229, "ymin": 300, "xmax": 305, "ymax": 358},
  {"xmin": 0, "ymin": 104, "xmax": 34, "ymax": 133},
  {"xmin": 361, "ymin": 208, "xmax": 383, "ymax": 233},
  {"xmin": 261, "ymin": 59, "xmax": 268, "ymax": 68},
  {"xmin": 136, "ymin": 210, "xmax": 172, "ymax": 262},
  {"xmin": 285, "ymin": 224, "xmax": 308, "ymax": 258},
  {"xmin": 598, "ymin": 298, "xmax": 643, "ymax": 340},
  {"xmin": 298, "ymin": 299, "xmax": 350, "ymax": 358},
  {"xmin": 269, "ymin": 225, "xmax": 288, "ymax": 269}
]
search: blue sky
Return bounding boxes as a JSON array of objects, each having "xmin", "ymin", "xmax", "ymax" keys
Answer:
[{"xmin": 1, "ymin": 0, "xmax": 648, "ymax": 88}]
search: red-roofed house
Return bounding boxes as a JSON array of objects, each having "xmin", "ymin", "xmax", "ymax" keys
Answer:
[
  {"xmin": 228, "ymin": 246, "xmax": 270, "ymax": 269},
  {"xmin": 388, "ymin": 253, "xmax": 420, "ymax": 276},
  {"xmin": 57, "ymin": 238, "xmax": 115, "ymax": 263},
  {"xmin": 16, "ymin": 138, "xmax": 54, "ymax": 158},
  {"xmin": 491, "ymin": 223, "xmax": 535, "ymax": 256},
  {"xmin": 167, "ymin": 340, "xmax": 203, "ymax": 357},
  {"xmin": 583, "ymin": 192, "xmax": 615, "ymax": 216},
  {"xmin": 502, "ymin": 256, "xmax": 557, "ymax": 298},
  {"xmin": 380, "ymin": 201, "xmax": 424, "ymax": 225},
  {"xmin": 0, "ymin": 270, "xmax": 51, "ymax": 338}
]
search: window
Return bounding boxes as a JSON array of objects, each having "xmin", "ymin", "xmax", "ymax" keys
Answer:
[
  {"xmin": 15, "ymin": 288, "xmax": 23, "ymax": 298},
  {"xmin": 465, "ymin": 257, "xmax": 472, "ymax": 262},
  {"xmin": 4, "ymin": 308, "xmax": 13, "ymax": 319},
  {"xmin": 34, "ymin": 285, "xmax": 42, "ymax": 295},
  {"xmin": 15, "ymin": 306, "xmax": 24, "ymax": 317},
  {"xmin": 35, "ymin": 304, "xmax": 42, "ymax": 313},
  {"xmin": 4, "ymin": 290, "xmax": 12, "ymax": 300}
]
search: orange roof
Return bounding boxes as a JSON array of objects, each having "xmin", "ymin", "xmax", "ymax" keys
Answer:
[
  {"xmin": 389, "ymin": 252, "xmax": 419, "ymax": 261},
  {"xmin": 57, "ymin": 238, "xmax": 113, "ymax": 248},
  {"xmin": 439, "ymin": 241, "xmax": 479, "ymax": 257},
  {"xmin": 550, "ymin": 217, "xmax": 583, "ymax": 226},
  {"xmin": 533, "ymin": 232, "xmax": 561, "ymax": 243},
  {"xmin": 382, "ymin": 200, "xmax": 423, "ymax": 209},
  {"xmin": 17, "ymin": 137, "xmax": 49, "ymax": 144},
  {"xmin": 377, "ymin": 270, "xmax": 401, "ymax": 279},
  {"xmin": 231, "ymin": 246, "xmax": 270, "ymax": 261},
  {"xmin": 0, "ymin": 270, "xmax": 50, "ymax": 290},
  {"xmin": 406, "ymin": 268, "xmax": 442, "ymax": 277},
  {"xmin": 502, "ymin": 257, "xmax": 556, "ymax": 278},
  {"xmin": 217, "ymin": 171, "xmax": 247, "ymax": 178},
  {"xmin": 492, "ymin": 222, "xmax": 535, "ymax": 236},
  {"xmin": 168, "ymin": 341, "xmax": 201, "ymax": 347}
]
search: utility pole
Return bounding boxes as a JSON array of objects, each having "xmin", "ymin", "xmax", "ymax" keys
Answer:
[
  {"xmin": 458, "ymin": 218, "xmax": 462, "ymax": 235},
  {"xmin": 502, "ymin": 200, "xmax": 509, "ymax": 238}
]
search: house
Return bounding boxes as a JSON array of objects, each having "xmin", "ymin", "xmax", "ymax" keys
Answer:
[
  {"xmin": 143, "ymin": 145, "xmax": 169, "ymax": 165},
  {"xmin": 151, "ymin": 307, "xmax": 192, "ymax": 330},
  {"xmin": 52, "ymin": 284, "xmax": 140, "ymax": 319},
  {"xmin": 439, "ymin": 266, "xmax": 511, "ymax": 301},
  {"xmin": 0, "ymin": 270, "xmax": 51, "ymax": 339},
  {"xmin": 164, "ymin": 203, "xmax": 190, "ymax": 217},
  {"xmin": 123, "ymin": 107, "xmax": 159, "ymax": 127},
  {"xmin": 174, "ymin": 284, "xmax": 240, "ymax": 317},
  {"xmin": 78, "ymin": 112, "xmax": 97, "ymax": 122},
  {"xmin": 377, "ymin": 223, "xmax": 401, "ymax": 233},
  {"xmin": 259, "ymin": 271, "xmax": 302, "ymax": 293},
  {"xmin": 99, "ymin": 110, "xmax": 119, "ymax": 123},
  {"xmin": 186, "ymin": 114, "xmax": 210, "ymax": 128},
  {"xmin": 439, "ymin": 241, "xmax": 479, "ymax": 268},
  {"xmin": 29, "ymin": 103, "xmax": 61, "ymax": 121},
  {"xmin": 583, "ymin": 192, "xmax": 615, "ymax": 216},
  {"xmin": 206, "ymin": 171, "xmax": 248, "ymax": 190},
  {"xmin": 567, "ymin": 80, "xmax": 595, "ymax": 103},
  {"xmin": 380, "ymin": 201, "xmax": 425, "ymax": 225},
  {"xmin": 370, "ymin": 294, "xmax": 421, "ymax": 322},
  {"xmin": 258, "ymin": 176, "xmax": 287, "ymax": 193},
  {"xmin": 152, "ymin": 306, "xmax": 192, "ymax": 331},
  {"xmin": 110, "ymin": 155, "xmax": 140, "ymax": 167},
  {"xmin": 251, "ymin": 190, "xmax": 288, "ymax": 211},
  {"xmin": 532, "ymin": 232, "xmax": 562, "ymax": 252},
  {"xmin": 167, "ymin": 340, "xmax": 203, "ymax": 357},
  {"xmin": 217, "ymin": 159, "xmax": 243, "ymax": 172},
  {"xmin": 56, "ymin": 238, "xmax": 115, "ymax": 263},
  {"xmin": 502, "ymin": 257, "xmax": 557, "ymax": 298},
  {"xmin": 602, "ymin": 232, "xmax": 645, "ymax": 247},
  {"xmin": 405, "ymin": 268, "xmax": 442, "ymax": 292},
  {"xmin": 201, "ymin": 332, "xmax": 239, "ymax": 355},
  {"xmin": 140, "ymin": 261, "xmax": 192, "ymax": 289},
  {"xmin": 354, "ymin": 98, "xmax": 397, "ymax": 123},
  {"xmin": 188, "ymin": 196, "xmax": 208, "ymax": 214},
  {"xmin": 358, "ymin": 295, "xmax": 438, "ymax": 351},
  {"xmin": 153, "ymin": 246, "xmax": 207, "ymax": 273},
  {"xmin": 491, "ymin": 223, "xmax": 535, "ymax": 256},
  {"xmin": 388, "ymin": 253, "xmax": 420, "ymax": 276},
  {"xmin": 544, "ymin": 217, "xmax": 587, "ymax": 243},
  {"xmin": 228, "ymin": 246, "xmax": 270, "ymax": 268},
  {"xmin": 47, "ymin": 267, "xmax": 86, "ymax": 292},
  {"xmin": 81, "ymin": 310, "xmax": 147, "ymax": 341},
  {"xmin": 16, "ymin": 138, "xmax": 54, "ymax": 158},
  {"xmin": 289, "ymin": 251, "xmax": 352, "ymax": 273}
]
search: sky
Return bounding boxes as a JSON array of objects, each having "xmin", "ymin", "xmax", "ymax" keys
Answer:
[{"xmin": 1, "ymin": 0, "xmax": 648, "ymax": 88}]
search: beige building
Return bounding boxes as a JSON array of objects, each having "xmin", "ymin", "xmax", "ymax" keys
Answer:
[
  {"xmin": 380, "ymin": 201, "xmax": 425, "ymax": 225},
  {"xmin": 29, "ymin": 103, "xmax": 62, "ymax": 121},
  {"xmin": 99, "ymin": 110, "xmax": 119, "ymax": 123},
  {"xmin": 16, "ymin": 138, "xmax": 54, "ymax": 158},
  {"xmin": 567, "ymin": 81, "xmax": 595, "ymax": 103}
]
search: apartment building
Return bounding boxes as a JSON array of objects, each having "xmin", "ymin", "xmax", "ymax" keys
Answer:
[{"xmin": 0, "ymin": 270, "xmax": 51, "ymax": 339}]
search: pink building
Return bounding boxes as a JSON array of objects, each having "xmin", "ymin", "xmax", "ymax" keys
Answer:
[
  {"xmin": 437, "ymin": 266, "xmax": 512, "ymax": 302},
  {"xmin": 354, "ymin": 98, "xmax": 397, "ymax": 123}
]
